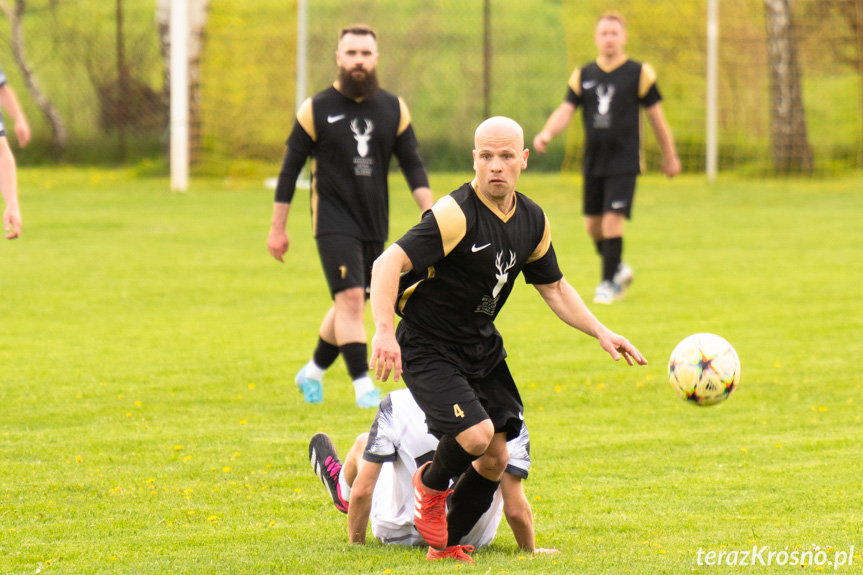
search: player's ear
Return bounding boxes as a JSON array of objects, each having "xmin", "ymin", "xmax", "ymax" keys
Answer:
[
  {"xmin": 472, "ymin": 149, "xmax": 478, "ymax": 171},
  {"xmin": 521, "ymin": 148, "xmax": 529, "ymax": 169}
]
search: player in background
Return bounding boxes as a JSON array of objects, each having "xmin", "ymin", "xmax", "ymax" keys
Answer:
[
  {"xmin": 533, "ymin": 11, "xmax": 680, "ymax": 304},
  {"xmin": 0, "ymin": 62, "xmax": 31, "ymax": 240},
  {"xmin": 267, "ymin": 24, "xmax": 433, "ymax": 408},
  {"xmin": 369, "ymin": 117, "xmax": 646, "ymax": 563},
  {"xmin": 308, "ymin": 389, "xmax": 559, "ymax": 560}
]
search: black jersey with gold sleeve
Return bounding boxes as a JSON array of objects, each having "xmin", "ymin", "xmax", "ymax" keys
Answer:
[
  {"xmin": 394, "ymin": 182, "xmax": 563, "ymax": 345},
  {"xmin": 565, "ymin": 59, "xmax": 662, "ymax": 177},
  {"xmin": 277, "ymin": 85, "xmax": 428, "ymax": 242}
]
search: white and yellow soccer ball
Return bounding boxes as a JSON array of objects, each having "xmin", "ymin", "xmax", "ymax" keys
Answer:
[{"xmin": 667, "ymin": 333, "xmax": 740, "ymax": 406}]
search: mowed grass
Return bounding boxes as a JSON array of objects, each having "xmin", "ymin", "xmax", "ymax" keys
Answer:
[{"xmin": 1, "ymin": 167, "xmax": 862, "ymax": 574}]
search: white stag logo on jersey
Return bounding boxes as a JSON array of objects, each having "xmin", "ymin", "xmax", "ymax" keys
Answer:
[
  {"xmin": 351, "ymin": 118, "xmax": 374, "ymax": 157},
  {"xmin": 596, "ymin": 84, "xmax": 615, "ymax": 115},
  {"xmin": 476, "ymin": 249, "xmax": 517, "ymax": 316},
  {"xmin": 492, "ymin": 250, "xmax": 517, "ymax": 298}
]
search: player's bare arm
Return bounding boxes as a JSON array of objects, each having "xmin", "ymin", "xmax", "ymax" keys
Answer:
[
  {"xmin": 267, "ymin": 202, "xmax": 291, "ymax": 262},
  {"xmin": 533, "ymin": 278, "xmax": 647, "ymax": 365},
  {"xmin": 369, "ymin": 243, "xmax": 414, "ymax": 382},
  {"xmin": 533, "ymin": 102, "xmax": 576, "ymax": 153},
  {"xmin": 0, "ymin": 138, "xmax": 21, "ymax": 239},
  {"xmin": 347, "ymin": 460, "xmax": 383, "ymax": 544},
  {"xmin": 0, "ymin": 85, "xmax": 30, "ymax": 147},
  {"xmin": 411, "ymin": 186, "xmax": 433, "ymax": 212},
  {"xmin": 645, "ymin": 103, "xmax": 681, "ymax": 178}
]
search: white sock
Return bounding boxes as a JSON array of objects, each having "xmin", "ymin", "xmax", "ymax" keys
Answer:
[
  {"xmin": 304, "ymin": 360, "xmax": 325, "ymax": 381},
  {"xmin": 352, "ymin": 375, "xmax": 374, "ymax": 400},
  {"xmin": 338, "ymin": 468, "xmax": 352, "ymax": 502}
]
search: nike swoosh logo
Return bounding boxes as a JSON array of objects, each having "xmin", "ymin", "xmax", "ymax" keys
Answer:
[
  {"xmin": 327, "ymin": 114, "xmax": 346, "ymax": 123},
  {"xmin": 611, "ymin": 201, "xmax": 628, "ymax": 209},
  {"xmin": 583, "ymin": 80, "xmax": 598, "ymax": 89},
  {"xmin": 471, "ymin": 243, "xmax": 491, "ymax": 253}
]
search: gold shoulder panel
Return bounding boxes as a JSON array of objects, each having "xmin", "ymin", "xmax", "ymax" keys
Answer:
[
  {"xmin": 397, "ymin": 97, "xmax": 411, "ymax": 136},
  {"xmin": 431, "ymin": 195, "xmax": 467, "ymax": 256},
  {"xmin": 296, "ymin": 97, "xmax": 316, "ymax": 142},
  {"xmin": 526, "ymin": 214, "xmax": 552, "ymax": 264},
  {"xmin": 639, "ymin": 63, "xmax": 657, "ymax": 99}
]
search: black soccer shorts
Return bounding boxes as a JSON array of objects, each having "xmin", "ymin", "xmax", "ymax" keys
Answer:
[
  {"xmin": 396, "ymin": 321, "xmax": 524, "ymax": 442},
  {"xmin": 315, "ymin": 234, "xmax": 384, "ymax": 298},
  {"xmin": 583, "ymin": 173, "xmax": 638, "ymax": 218}
]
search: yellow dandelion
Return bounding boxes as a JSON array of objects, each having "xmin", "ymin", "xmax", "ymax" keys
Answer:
[
  {"xmin": 776, "ymin": 444, "xmax": 782, "ymax": 448},
  {"xmin": 147, "ymin": 478, "xmax": 155, "ymax": 483},
  {"xmin": 76, "ymin": 393, "xmax": 83, "ymax": 399},
  {"xmin": 187, "ymin": 510, "xmax": 195, "ymax": 515},
  {"xmin": 207, "ymin": 515, "xmax": 218, "ymax": 522},
  {"xmin": 645, "ymin": 374, "xmax": 653, "ymax": 380},
  {"xmin": 269, "ymin": 521, "xmax": 276, "ymax": 527},
  {"xmin": 75, "ymin": 456, "xmax": 82, "ymax": 463},
  {"xmin": 223, "ymin": 467, "xmax": 231, "ymax": 473},
  {"xmin": 534, "ymin": 496, "xmax": 541, "ymax": 501},
  {"xmin": 538, "ymin": 406, "xmax": 544, "ymax": 411},
  {"xmin": 248, "ymin": 383, "xmax": 255, "ymax": 390},
  {"xmin": 118, "ymin": 394, "xmax": 124, "ymax": 399},
  {"xmin": 574, "ymin": 486, "xmax": 582, "ymax": 490},
  {"xmin": 294, "ymin": 488, "xmax": 302, "ymax": 493},
  {"xmin": 110, "ymin": 556, "xmax": 117, "ymax": 561},
  {"xmin": 135, "ymin": 401, "xmax": 142, "ymax": 407},
  {"xmin": 184, "ymin": 456, "xmax": 192, "ymax": 462},
  {"xmin": 818, "ymin": 406, "xmax": 827, "ymax": 412},
  {"xmin": 237, "ymin": 394, "xmax": 243, "ymax": 399},
  {"xmin": 636, "ymin": 381, "xmax": 644, "ymax": 387},
  {"xmin": 748, "ymin": 539, "xmax": 756, "ymax": 543},
  {"xmin": 597, "ymin": 383, "xmax": 605, "ymax": 390},
  {"xmin": 125, "ymin": 412, "xmax": 131, "ymax": 418},
  {"xmin": 554, "ymin": 385, "xmax": 562, "ymax": 392},
  {"xmin": 740, "ymin": 447, "xmax": 748, "ymax": 453},
  {"xmin": 774, "ymin": 362, "xmax": 781, "ymax": 367},
  {"xmin": 240, "ymin": 420, "xmax": 247, "ymax": 425},
  {"xmin": 174, "ymin": 445, "xmax": 183, "ymax": 451},
  {"xmin": 518, "ymin": 556, "xmax": 526, "ymax": 560}
]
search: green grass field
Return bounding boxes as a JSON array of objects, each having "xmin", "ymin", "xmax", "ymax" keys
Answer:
[{"xmin": 1, "ymin": 167, "xmax": 862, "ymax": 574}]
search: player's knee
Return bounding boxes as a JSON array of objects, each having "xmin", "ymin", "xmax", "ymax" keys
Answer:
[
  {"xmin": 334, "ymin": 287, "xmax": 365, "ymax": 317},
  {"xmin": 456, "ymin": 420, "xmax": 494, "ymax": 456},
  {"xmin": 477, "ymin": 444, "xmax": 508, "ymax": 478},
  {"xmin": 354, "ymin": 432, "xmax": 369, "ymax": 451}
]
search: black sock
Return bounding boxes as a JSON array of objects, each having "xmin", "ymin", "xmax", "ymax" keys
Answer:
[
  {"xmin": 594, "ymin": 239, "xmax": 605, "ymax": 256},
  {"xmin": 422, "ymin": 435, "xmax": 478, "ymax": 491},
  {"xmin": 339, "ymin": 342, "xmax": 368, "ymax": 380},
  {"xmin": 602, "ymin": 236, "xmax": 623, "ymax": 282},
  {"xmin": 312, "ymin": 337, "xmax": 340, "ymax": 370},
  {"xmin": 446, "ymin": 465, "xmax": 500, "ymax": 546}
]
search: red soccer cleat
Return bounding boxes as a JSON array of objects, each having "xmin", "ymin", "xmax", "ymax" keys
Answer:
[
  {"xmin": 412, "ymin": 461, "xmax": 452, "ymax": 549},
  {"xmin": 426, "ymin": 545, "xmax": 475, "ymax": 563}
]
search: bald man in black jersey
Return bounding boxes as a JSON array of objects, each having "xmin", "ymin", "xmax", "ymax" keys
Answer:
[
  {"xmin": 534, "ymin": 11, "xmax": 680, "ymax": 305},
  {"xmin": 369, "ymin": 117, "xmax": 645, "ymax": 563},
  {"xmin": 268, "ymin": 24, "xmax": 433, "ymax": 409}
]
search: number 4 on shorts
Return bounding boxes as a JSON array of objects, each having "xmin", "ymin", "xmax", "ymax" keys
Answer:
[{"xmin": 453, "ymin": 404, "xmax": 465, "ymax": 418}]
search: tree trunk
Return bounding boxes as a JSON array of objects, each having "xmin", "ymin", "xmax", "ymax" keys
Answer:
[
  {"xmin": 0, "ymin": 0, "xmax": 68, "ymax": 160},
  {"xmin": 156, "ymin": 0, "xmax": 210, "ymax": 163},
  {"xmin": 763, "ymin": 0, "xmax": 813, "ymax": 173}
]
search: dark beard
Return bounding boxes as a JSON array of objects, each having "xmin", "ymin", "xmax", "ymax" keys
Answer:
[{"xmin": 338, "ymin": 66, "xmax": 380, "ymax": 100}]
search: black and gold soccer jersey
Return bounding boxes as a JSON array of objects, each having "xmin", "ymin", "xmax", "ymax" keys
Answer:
[
  {"xmin": 279, "ymin": 85, "xmax": 427, "ymax": 242},
  {"xmin": 566, "ymin": 59, "xmax": 662, "ymax": 177},
  {"xmin": 394, "ymin": 182, "xmax": 563, "ymax": 345}
]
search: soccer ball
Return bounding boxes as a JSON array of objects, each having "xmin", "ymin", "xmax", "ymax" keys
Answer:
[{"xmin": 667, "ymin": 333, "xmax": 740, "ymax": 406}]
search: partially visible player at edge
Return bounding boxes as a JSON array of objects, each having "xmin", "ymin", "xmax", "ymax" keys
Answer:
[
  {"xmin": 369, "ymin": 116, "xmax": 646, "ymax": 563},
  {"xmin": 533, "ymin": 11, "xmax": 681, "ymax": 304},
  {"xmin": 267, "ymin": 24, "xmax": 433, "ymax": 408},
  {"xmin": 0, "ymin": 61, "xmax": 32, "ymax": 240},
  {"xmin": 307, "ymin": 389, "xmax": 558, "ymax": 555}
]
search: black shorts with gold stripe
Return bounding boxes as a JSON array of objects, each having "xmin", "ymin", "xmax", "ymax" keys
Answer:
[{"xmin": 396, "ymin": 320, "xmax": 524, "ymax": 441}]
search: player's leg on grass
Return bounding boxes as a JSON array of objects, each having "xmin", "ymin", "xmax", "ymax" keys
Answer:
[
  {"xmin": 309, "ymin": 432, "xmax": 350, "ymax": 513},
  {"xmin": 414, "ymin": 419, "xmax": 493, "ymax": 549},
  {"xmin": 445, "ymin": 432, "xmax": 507, "ymax": 547}
]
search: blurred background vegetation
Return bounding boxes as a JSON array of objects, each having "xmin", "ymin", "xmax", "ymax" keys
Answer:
[{"xmin": 0, "ymin": 0, "xmax": 860, "ymax": 176}]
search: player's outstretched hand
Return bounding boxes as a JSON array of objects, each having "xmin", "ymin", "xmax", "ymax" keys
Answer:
[
  {"xmin": 267, "ymin": 229, "xmax": 290, "ymax": 262},
  {"xmin": 598, "ymin": 329, "xmax": 647, "ymax": 366},
  {"xmin": 370, "ymin": 330, "xmax": 402, "ymax": 383}
]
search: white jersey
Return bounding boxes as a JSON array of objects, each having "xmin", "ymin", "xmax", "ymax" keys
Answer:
[{"xmin": 362, "ymin": 389, "xmax": 530, "ymax": 547}]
